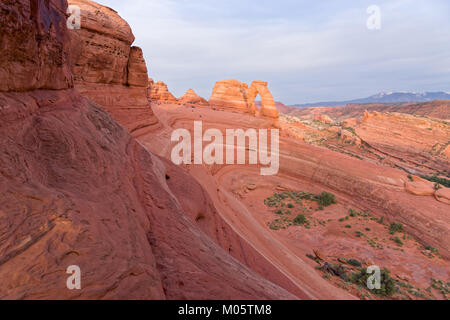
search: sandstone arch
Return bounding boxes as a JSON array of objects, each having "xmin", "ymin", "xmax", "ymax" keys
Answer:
[
  {"xmin": 247, "ymin": 81, "xmax": 279, "ymax": 118},
  {"xmin": 209, "ymin": 79, "xmax": 279, "ymax": 119}
]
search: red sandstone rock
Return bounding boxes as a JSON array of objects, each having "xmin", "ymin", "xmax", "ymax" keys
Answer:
[
  {"xmin": 209, "ymin": 79, "xmax": 250, "ymax": 112},
  {"xmin": 147, "ymin": 79, "xmax": 178, "ymax": 103},
  {"xmin": 314, "ymin": 113, "xmax": 333, "ymax": 124},
  {"xmin": 68, "ymin": 0, "xmax": 158, "ymax": 136},
  {"xmin": 248, "ymin": 81, "xmax": 279, "ymax": 119},
  {"xmin": 209, "ymin": 79, "xmax": 279, "ymax": 124},
  {"xmin": 179, "ymin": 89, "xmax": 208, "ymax": 106},
  {"xmin": 127, "ymin": 47, "xmax": 149, "ymax": 87},
  {"xmin": 405, "ymin": 177, "xmax": 436, "ymax": 196},
  {"xmin": 0, "ymin": 0, "xmax": 73, "ymax": 91},
  {"xmin": 283, "ymin": 101, "xmax": 450, "ymax": 122},
  {"xmin": 435, "ymin": 187, "xmax": 450, "ymax": 205},
  {"xmin": 355, "ymin": 112, "xmax": 450, "ymax": 169},
  {"xmin": 144, "ymin": 102, "xmax": 450, "ymax": 299},
  {"xmin": 0, "ymin": 0, "xmax": 296, "ymax": 300}
]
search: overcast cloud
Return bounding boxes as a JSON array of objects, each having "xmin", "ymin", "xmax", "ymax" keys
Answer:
[{"xmin": 96, "ymin": 0, "xmax": 450, "ymax": 104}]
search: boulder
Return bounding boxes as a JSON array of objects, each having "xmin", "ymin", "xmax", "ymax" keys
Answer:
[{"xmin": 405, "ymin": 177, "xmax": 436, "ymax": 196}]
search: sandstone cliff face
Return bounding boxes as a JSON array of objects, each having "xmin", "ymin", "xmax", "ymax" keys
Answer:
[
  {"xmin": 147, "ymin": 79, "xmax": 178, "ymax": 103},
  {"xmin": 209, "ymin": 79, "xmax": 279, "ymax": 120},
  {"xmin": 67, "ymin": 0, "xmax": 158, "ymax": 137},
  {"xmin": 0, "ymin": 0, "xmax": 73, "ymax": 91},
  {"xmin": 0, "ymin": 0, "xmax": 295, "ymax": 300},
  {"xmin": 179, "ymin": 89, "xmax": 209, "ymax": 106}
]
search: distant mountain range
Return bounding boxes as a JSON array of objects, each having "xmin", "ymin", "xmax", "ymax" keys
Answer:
[{"xmin": 291, "ymin": 91, "xmax": 450, "ymax": 108}]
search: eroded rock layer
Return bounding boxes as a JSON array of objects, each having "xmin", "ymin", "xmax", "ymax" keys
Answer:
[
  {"xmin": 67, "ymin": 0, "xmax": 158, "ymax": 136},
  {"xmin": 179, "ymin": 89, "xmax": 209, "ymax": 106},
  {"xmin": 147, "ymin": 79, "xmax": 178, "ymax": 103}
]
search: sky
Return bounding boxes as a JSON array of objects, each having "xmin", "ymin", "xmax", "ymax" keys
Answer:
[{"xmin": 96, "ymin": 0, "xmax": 450, "ymax": 105}]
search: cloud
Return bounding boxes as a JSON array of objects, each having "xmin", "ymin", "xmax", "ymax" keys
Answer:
[{"xmin": 97, "ymin": 0, "xmax": 450, "ymax": 104}]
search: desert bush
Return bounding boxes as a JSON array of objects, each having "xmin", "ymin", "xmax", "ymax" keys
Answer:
[
  {"xmin": 314, "ymin": 192, "xmax": 337, "ymax": 207},
  {"xmin": 350, "ymin": 267, "xmax": 396, "ymax": 297},
  {"xmin": 389, "ymin": 222, "xmax": 403, "ymax": 234},
  {"xmin": 293, "ymin": 214, "xmax": 308, "ymax": 226}
]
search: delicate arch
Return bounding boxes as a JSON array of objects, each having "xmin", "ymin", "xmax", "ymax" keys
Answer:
[{"xmin": 247, "ymin": 81, "xmax": 278, "ymax": 118}]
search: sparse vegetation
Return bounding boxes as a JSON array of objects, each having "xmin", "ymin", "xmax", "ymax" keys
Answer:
[
  {"xmin": 392, "ymin": 236, "xmax": 403, "ymax": 246},
  {"xmin": 293, "ymin": 214, "xmax": 309, "ymax": 226},
  {"xmin": 421, "ymin": 175, "xmax": 450, "ymax": 188},
  {"xmin": 268, "ymin": 217, "xmax": 292, "ymax": 230},
  {"xmin": 389, "ymin": 222, "xmax": 403, "ymax": 234},
  {"xmin": 264, "ymin": 190, "xmax": 337, "ymax": 231},
  {"xmin": 345, "ymin": 258, "xmax": 362, "ymax": 267},
  {"xmin": 314, "ymin": 192, "xmax": 337, "ymax": 207},
  {"xmin": 349, "ymin": 267, "xmax": 396, "ymax": 297}
]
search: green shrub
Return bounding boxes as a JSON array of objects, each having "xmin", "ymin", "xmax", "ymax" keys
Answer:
[
  {"xmin": 393, "ymin": 236, "xmax": 403, "ymax": 246},
  {"xmin": 315, "ymin": 192, "xmax": 337, "ymax": 207},
  {"xmin": 346, "ymin": 259, "xmax": 362, "ymax": 267},
  {"xmin": 287, "ymin": 203, "xmax": 294, "ymax": 208},
  {"xmin": 421, "ymin": 175, "xmax": 450, "ymax": 188},
  {"xmin": 425, "ymin": 246, "xmax": 439, "ymax": 254},
  {"xmin": 345, "ymin": 225, "xmax": 352, "ymax": 229},
  {"xmin": 350, "ymin": 267, "xmax": 396, "ymax": 297},
  {"xmin": 389, "ymin": 222, "xmax": 403, "ymax": 234},
  {"xmin": 293, "ymin": 214, "xmax": 308, "ymax": 226}
]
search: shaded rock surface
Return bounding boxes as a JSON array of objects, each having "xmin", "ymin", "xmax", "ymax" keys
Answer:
[{"xmin": 0, "ymin": 0, "xmax": 73, "ymax": 91}]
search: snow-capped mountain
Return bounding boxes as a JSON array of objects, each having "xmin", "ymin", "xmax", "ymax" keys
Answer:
[{"xmin": 292, "ymin": 91, "xmax": 450, "ymax": 108}]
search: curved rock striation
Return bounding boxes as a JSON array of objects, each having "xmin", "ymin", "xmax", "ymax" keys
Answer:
[{"xmin": 0, "ymin": 0, "xmax": 296, "ymax": 300}]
